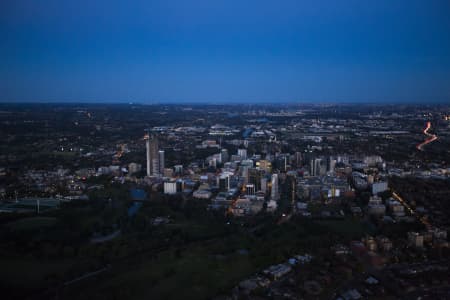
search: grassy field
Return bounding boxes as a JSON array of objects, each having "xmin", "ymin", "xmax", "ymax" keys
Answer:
[
  {"xmin": 6, "ymin": 217, "xmax": 58, "ymax": 232},
  {"xmin": 0, "ymin": 206, "xmax": 371, "ymax": 300},
  {"xmin": 314, "ymin": 218, "xmax": 372, "ymax": 239},
  {"xmin": 63, "ymin": 239, "xmax": 256, "ymax": 300},
  {"xmin": 62, "ymin": 216, "xmax": 371, "ymax": 300},
  {"xmin": 0, "ymin": 258, "xmax": 75, "ymax": 289}
]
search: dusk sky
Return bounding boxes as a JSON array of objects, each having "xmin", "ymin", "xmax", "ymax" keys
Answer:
[{"xmin": 1, "ymin": 0, "xmax": 450, "ymax": 103}]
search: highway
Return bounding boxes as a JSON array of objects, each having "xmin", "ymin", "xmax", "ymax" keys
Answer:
[{"xmin": 416, "ymin": 121, "xmax": 438, "ymax": 151}]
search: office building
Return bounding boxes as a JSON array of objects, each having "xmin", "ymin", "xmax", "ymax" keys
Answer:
[
  {"xmin": 158, "ymin": 150, "xmax": 165, "ymax": 176},
  {"xmin": 221, "ymin": 149, "xmax": 229, "ymax": 164},
  {"xmin": 146, "ymin": 134, "xmax": 160, "ymax": 177},
  {"xmin": 328, "ymin": 157, "xmax": 336, "ymax": 173},
  {"xmin": 128, "ymin": 162, "xmax": 142, "ymax": 174},
  {"xmin": 238, "ymin": 148, "xmax": 247, "ymax": 160},
  {"xmin": 164, "ymin": 180, "xmax": 183, "ymax": 195},
  {"xmin": 218, "ymin": 174, "xmax": 230, "ymax": 192},
  {"xmin": 271, "ymin": 174, "xmax": 279, "ymax": 201},
  {"xmin": 246, "ymin": 184, "xmax": 255, "ymax": 196},
  {"xmin": 163, "ymin": 168, "xmax": 173, "ymax": 178},
  {"xmin": 257, "ymin": 160, "xmax": 272, "ymax": 173},
  {"xmin": 174, "ymin": 165, "xmax": 183, "ymax": 174},
  {"xmin": 294, "ymin": 151, "xmax": 303, "ymax": 167},
  {"xmin": 248, "ymin": 168, "xmax": 263, "ymax": 191},
  {"xmin": 372, "ymin": 181, "xmax": 388, "ymax": 195},
  {"xmin": 260, "ymin": 177, "xmax": 268, "ymax": 194},
  {"xmin": 310, "ymin": 158, "xmax": 326, "ymax": 176}
]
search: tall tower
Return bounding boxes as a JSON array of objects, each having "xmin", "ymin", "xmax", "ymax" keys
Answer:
[
  {"xmin": 220, "ymin": 149, "xmax": 229, "ymax": 164},
  {"xmin": 150, "ymin": 136, "xmax": 159, "ymax": 176},
  {"xmin": 158, "ymin": 150, "xmax": 165, "ymax": 176},
  {"xmin": 310, "ymin": 158, "xmax": 324, "ymax": 176},
  {"xmin": 295, "ymin": 151, "xmax": 303, "ymax": 168},
  {"xmin": 145, "ymin": 132, "xmax": 151, "ymax": 176},
  {"xmin": 218, "ymin": 174, "xmax": 230, "ymax": 192},
  {"xmin": 145, "ymin": 132, "xmax": 160, "ymax": 177},
  {"xmin": 271, "ymin": 173, "xmax": 279, "ymax": 201}
]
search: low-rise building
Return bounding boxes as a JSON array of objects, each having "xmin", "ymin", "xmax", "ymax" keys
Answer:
[
  {"xmin": 164, "ymin": 180, "xmax": 183, "ymax": 195},
  {"xmin": 263, "ymin": 263, "xmax": 292, "ymax": 280},
  {"xmin": 192, "ymin": 189, "xmax": 212, "ymax": 199},
  {"xmin": 408, "ymin": 231, "xmax": 424, "ymax": 248}
]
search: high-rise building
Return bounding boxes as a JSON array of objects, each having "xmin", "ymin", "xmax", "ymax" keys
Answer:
[
  {"xmin": 310, "ymin": 158, "xmax": 326, "ymax": 176},
  {"xmin": 218, "ymin": 174, "xmax": 230, "ymax": 192},
  {"xmin": 146, "ymin": 134, "xmax": 160, "ymax": 177},
  {"xmin": 174, "ymin": 165, "xmax": 183, "ymax": 174},
  {"xmin": 260, "ymin": 177, "xmax": 268, "ymax": 194},
  {"xmin": 220, "ymin": 149, "xmax": 229, "ymax": 164},
  {"xmin": 275, "ymin": 155, "xmax": 288, "ymax": 172},
  {"xmin": 158, "ymin": 150, "xmax": 165, "ymax": 176},
  {"xmin": 286, "ymin": 173, "xmax": 297, "ymax": 211},
  {"xmin": 237, "ymin": 148, "xmax": 247, "ymax": 160},
  {"xmin": 241, "ymin": 166, "xmax": 249, "ymax": 184},
  {"xmin": 328, "ymin": 157, "xmax": 336, "ymax": 173},
  {"xmin": 146, "ymin": 135, "xmax": 151, "ymax": 176},
  {"xmin": 319, "ymin": 162, "xmax": 327, "ymax": 176},
  {"xmin": 295, "ymin": 151, "xmax": 303, "ymax": 167},
  {"xmin": 310, "ymin": 159, "xmax": 317, "ymax": 176},
  {"xmin": 208, "ymin": 158, "xmax": 217, "ymax": 168},
  {"xmin": 271, "ymin": 174, "xmax": 279, "ymax": 201},
  {"xmin": 246, "ymin": 184, "xmax": 255, "ymax": 196},
  {"xmin": 248, "ymin": 168, "xmax": 263, "ymax": 191}
]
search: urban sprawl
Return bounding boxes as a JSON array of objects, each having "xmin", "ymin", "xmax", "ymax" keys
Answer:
[{"xmin": 1, "ymin": 103, "xmax": 449, "ymax": 300}]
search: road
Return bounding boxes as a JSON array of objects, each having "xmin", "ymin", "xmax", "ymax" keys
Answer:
[
  {"xmin": 63, "ymin": 265, "xmax": 111, "ymax": 286},
  {"xmin": 416, "ymin": 121, "xmax": 438, "ymax": 151},
  {"xmin": 392, "ymin": 191, "xmax": 431, "ymax": 229}
]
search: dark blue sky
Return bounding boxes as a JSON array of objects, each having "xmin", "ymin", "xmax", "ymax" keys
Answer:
[{"xmin": 1, "ymin": 0, "xmax": 450, "ymax": 103}]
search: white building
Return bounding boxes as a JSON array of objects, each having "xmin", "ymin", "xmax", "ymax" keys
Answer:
[
  {"xmin": 267, "ymin": 200, "xmax": 278, "ymax": 212},
  {"xmin": 193, "ymin": 189, "xmax": 212, "ymax": 199},
  {"xmin": 128, "ymin": 162, "xmax": 142, "ymax": 174},
  {"xmin": 263, "ymin": 263, "xmax": 292, "ymax": 280},
  {"xmin": 174, "ymin": 165, "xmax": 183, "ymax": 174},
  {"xmin": 238, "ymin": 148, "xmax": 247, "ymax": 160},
  {"xmin": 164, "ymin": 180, "xmax": 183, "ymax": 195},
  {"xmin": 372, "ymin": 181, "xmax": 388, "ymax": 195},
  {"xmin": 246, "ymin": 184, "xmax": 255, "ymax": 196},
  {"xmin": 260, "ymin": 177, "xmax": 268, "ymax": 194},
  {"xmin": 271, "ymin": 174, "xmax": 279, "ymax": 201}
]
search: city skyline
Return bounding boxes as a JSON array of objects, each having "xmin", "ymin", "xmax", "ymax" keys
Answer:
[{"xmin": 1, "ymin": 1, "xmax": 450, "ymax": 299}]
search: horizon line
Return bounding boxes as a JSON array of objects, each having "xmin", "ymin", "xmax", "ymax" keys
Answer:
[{"xmin": 1, "ymin": 99, "xmax": 450, "ymax": 105}]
